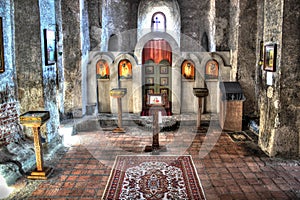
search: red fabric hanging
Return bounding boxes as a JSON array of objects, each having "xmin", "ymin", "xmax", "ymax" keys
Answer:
[{"xmin": 142, "ymin": 39, "xmax": 172, "ymax": 64}]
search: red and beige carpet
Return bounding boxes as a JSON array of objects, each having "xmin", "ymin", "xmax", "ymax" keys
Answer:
[{"xmin": 102, "ymin": 155, "xmax": 206, "ymax": 199}]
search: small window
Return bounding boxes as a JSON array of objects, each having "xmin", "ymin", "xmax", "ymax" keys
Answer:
[{"xmin": 152, "ymin": 12, "xmax": 166, "ymax": 32}]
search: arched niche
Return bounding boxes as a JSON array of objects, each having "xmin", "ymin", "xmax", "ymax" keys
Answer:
[
  {"xmin": 151, "ymin": 12, "xmax": 166, "ymax": 32},
  {"xmin": 137, "ymin": 0, "xmax": 181, "ymax": 46},
  {"xmin": 174, "ymin": 53, "xmax": 204, "ymax": 114},
  {"xmin": 200, "ymin": 53, "xmax": 231, "ymax": 113},
  {"xmin": 112, "ymin": 54, "xmax": 138, "ymax": 113},
  {"xmin": 134, "ymin": 32, "xmax": 180, "ymax": 65},
  {"xmin": 108, "ymin": 34, "xmax": 119, "ymax": 51},
  {"xmin": 87, "ymin": 52, "xmax": 114, "ymax": 114}
]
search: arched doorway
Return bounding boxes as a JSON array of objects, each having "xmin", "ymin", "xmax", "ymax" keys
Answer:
[{"xmin": 141, "ymin": 39, "xmax": 172, "ymax": 116}]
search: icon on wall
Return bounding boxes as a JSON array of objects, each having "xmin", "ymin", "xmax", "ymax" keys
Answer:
[
  {"xmin": 146, "ymin": 89, "xmax": 154, "ymax": 94},
  {"xmin": 0, "ymin": 17, "xmax": 4, "ymax": 73},
  {"xmin": 160, "ymin": 77, "xmax": 168, "ymax": 86},
  {"xmin": 160, "ymin": 66, "xmax": 168, "ymax": 74},
  {"xmin": 145, "ymin": 65, "xmax": 154, "ymax": 74},
  {"xmin": 44, "ymin": 29, "xmax": 56, "ymax": 66},
  {"xmin": 182, "ymin": 60, "xmax": 195, "ymax": 80},
  {"xmin": 263, "ymin": 43, "xmax": 277, "ymax": 72},
  {"xmin": 205, "ymin": 59, "xmax": 219, "ymax": 79},
  {"xmin": 96, "ymin": 59, "xmax": 110, "ymax": 79},
  {"xmin": 145, "ymin": 77, "xmax": 154, "ymax": 86},
  {"xmin": 119, "ymin": 59, "xmax": 132, "ymax": 79},
  {"xmin": 147, "ymin": 94, "xmax": 164, "ymax": 106}
]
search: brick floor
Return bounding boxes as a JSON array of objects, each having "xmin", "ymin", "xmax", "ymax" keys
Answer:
[{"xmin": 6, "ymin": 124, "xmax": 300, "ymax": 200}]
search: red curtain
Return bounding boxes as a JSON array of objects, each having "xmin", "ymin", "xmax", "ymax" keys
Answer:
[{"xmin": 142, "ymin": 39, "xmax": 172, "ymax": 64}]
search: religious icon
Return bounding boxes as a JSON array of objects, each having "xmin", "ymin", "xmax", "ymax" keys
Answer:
[
  {"xmin": 160, "ymin": 77, "xmax": 168, "ymax": 86},
  {"xmin": 0, "ymin": 17, "xmax": 4, "ymax": 73},
  {"xmin": 145, "ymin": 77, "xmax": 154, "ymax": 86},
  {"xmin": 160, "ymin": 88, "xmax": 168, "ymax": 96},
  {"xmin": 96, "ymin": 59, "xmax": 110, "ymax": 79},
  {"xmin": 148, "ymin": 94, "xmax": 164, "ymax": 106},
  {"xmin": 43, "ymin": 29, "xmax": 56, "ymax": 65},
  {"xmin": 205, "ymin": 59, "xmax": 219, "ymax": 79},
  {"xmin": 145, "ymin": 66, "xmax": 154, "ymax": 74},
  {"xmin": 182, "ymin": 60, "xmax": 195, "ymax": 80},
  {"xmin": 146, "ymin": 89, "xmax": 154, "ymax": 94},
  {"xmin": 160, "ymin": 66, "xmax": 168, "ymax": 74},
  {"xmin": 263, "ymin": 43, "xmax": 277, "ymax": 72},
  {"xmin": 119, "ymin": 59, "xmax": 132, "ymax": 79}
]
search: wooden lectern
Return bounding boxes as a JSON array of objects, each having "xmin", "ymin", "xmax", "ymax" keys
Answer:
[
  {"xmin": 144, "ymin": 94, "xmax": 167, "ymax": 153},
  {"xmin": 20, "ymin": 111, "xmax": 53, "ymax": 180}
]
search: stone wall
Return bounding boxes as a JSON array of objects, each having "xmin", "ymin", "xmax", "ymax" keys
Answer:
[
  {"xmin": 215, "ymin": 0, "xmax": 230, "ymax": 51},
  {"xmin": 0, "ymin": 0, "xmax": 17, "ymax": 106},
  {"xmin": 39, "ymin": 0, "xmax": 60, "ymax": 141},
  {"xmin": 236, "ymin": 0, "xmax": 258, "ymax": 116},
  {"xmin": 178, "ymin": 0, "xmax": 211, "ymax": 51},
  {"xmin": 258, "ymin": 0, "xmax": 300, "ymax": 157},
  {"xmin": 14, "ymin": 0, "xmax": 43, "ymax": 114},
  {"xmin": 61, "ymin": 0, "xmax": 83, "ymax": 117},
  {"xmin": 59, "ymin": 0, "xmax": 91, "ymax": 118},
  {"xmin": 0, "ymin": 101, "xmax": 23, "ymax": 145},
  {"xmin": 276, "ymin": 0, "xmax": 300, "ymax": 157},
  {"xmin": 0, "ymin": 0, "xmax": 60, "ymax": 185},
  {"xmin": 12, "ymin": 0, "xmax": 60, "ymax": 141},
  {"xmin": 101, "ymin": 0, "xmax": 139, "ymax": 52},
  {"xmin": 88, "ymin": 0, "xmax": 102, "ymax": 50}
]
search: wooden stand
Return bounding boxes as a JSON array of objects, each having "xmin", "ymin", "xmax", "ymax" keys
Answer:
[
  {"xmin": 110, "ymin": 88, "xmax": 127, "ymax": 133},
  {"xmin": 113, "ymin": 98, "xmax": 126, "ymax": 133},
  {"xmin": 194, "ymin": 97, "xmax": 207, "ymax": 133},
  {"xmin": 20, "ymin": 111, "xmax": 53, "ymax": 180},
  {"xmin": 193, "ymin": 88, "xmax": 209, "ymax": 133},
  {"xmin": 144, "ymin": 107, "xmax": 167, "ymax": 154}
]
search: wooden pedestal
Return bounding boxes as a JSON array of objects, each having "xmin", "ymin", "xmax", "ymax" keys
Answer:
[
  {"xmin": 113, "ymin": 98, "xmax": 126, "ymax": 133},
  {"xmin": 20, "ymin": 111, "xmax": 53, "ymax": 180},
  {"xmin": 144, "ymin": 108, "xmax": 166, "ymax": 154},
  {"xmin": 193, "ymin": 97, "xmax": 207, "ymax": 133},
  {"xmin": 27, "ymin": 126, "xmax": 53, "ymax": 180}
]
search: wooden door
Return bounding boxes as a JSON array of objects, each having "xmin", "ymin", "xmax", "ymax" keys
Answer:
[{"xmin": 143, "ymin": 60, "xmax": 171, "ymax": 108}]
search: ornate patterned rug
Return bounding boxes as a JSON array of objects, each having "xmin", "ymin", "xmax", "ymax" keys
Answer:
[{"xmin": 102, "ymin": 155, "xmax": 206, "ymax": 200}]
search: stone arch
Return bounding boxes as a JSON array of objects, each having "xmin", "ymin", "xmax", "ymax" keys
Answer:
[
  {"xmin": 137, "ymin": 0, "xmax": 181, "ymax": 45},
  {"xmin": 173, "ymin": 53, "xmax": 205, "ymax": 113},
  {"xmin": 111, "ymin": 53, "xmax": 138, "ymax": 113},
  {"xmin": 134, "ymin": 32, "xmax": 180, "ymax": 114},
  {"xmin": 108, "ymin": 34, "xmax": 119, "ymax": 51},
  {"xmin": 87, "ymin": 52, "xmax": 114, "ymax": 113},
  {"xmin": 134, "ymin": 32, "xmax": 180, "ymax": 65},
  {"xmin": 202, "ymin": 52, "xmax": 231, "ymax": 81},
  {"xmin": 200, "ymin": 53, "xmax": 231, "ymax": 113}
]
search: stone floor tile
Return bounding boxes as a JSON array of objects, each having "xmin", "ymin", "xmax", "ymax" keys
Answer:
[{"xmin": 4, "ymin": 126, "xmax": 300, "ymax": 199}]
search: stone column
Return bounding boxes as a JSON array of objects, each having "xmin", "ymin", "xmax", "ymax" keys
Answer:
[{"xmin": 61, "ymin": 0, "xmax": 83, "ymax": 118}]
